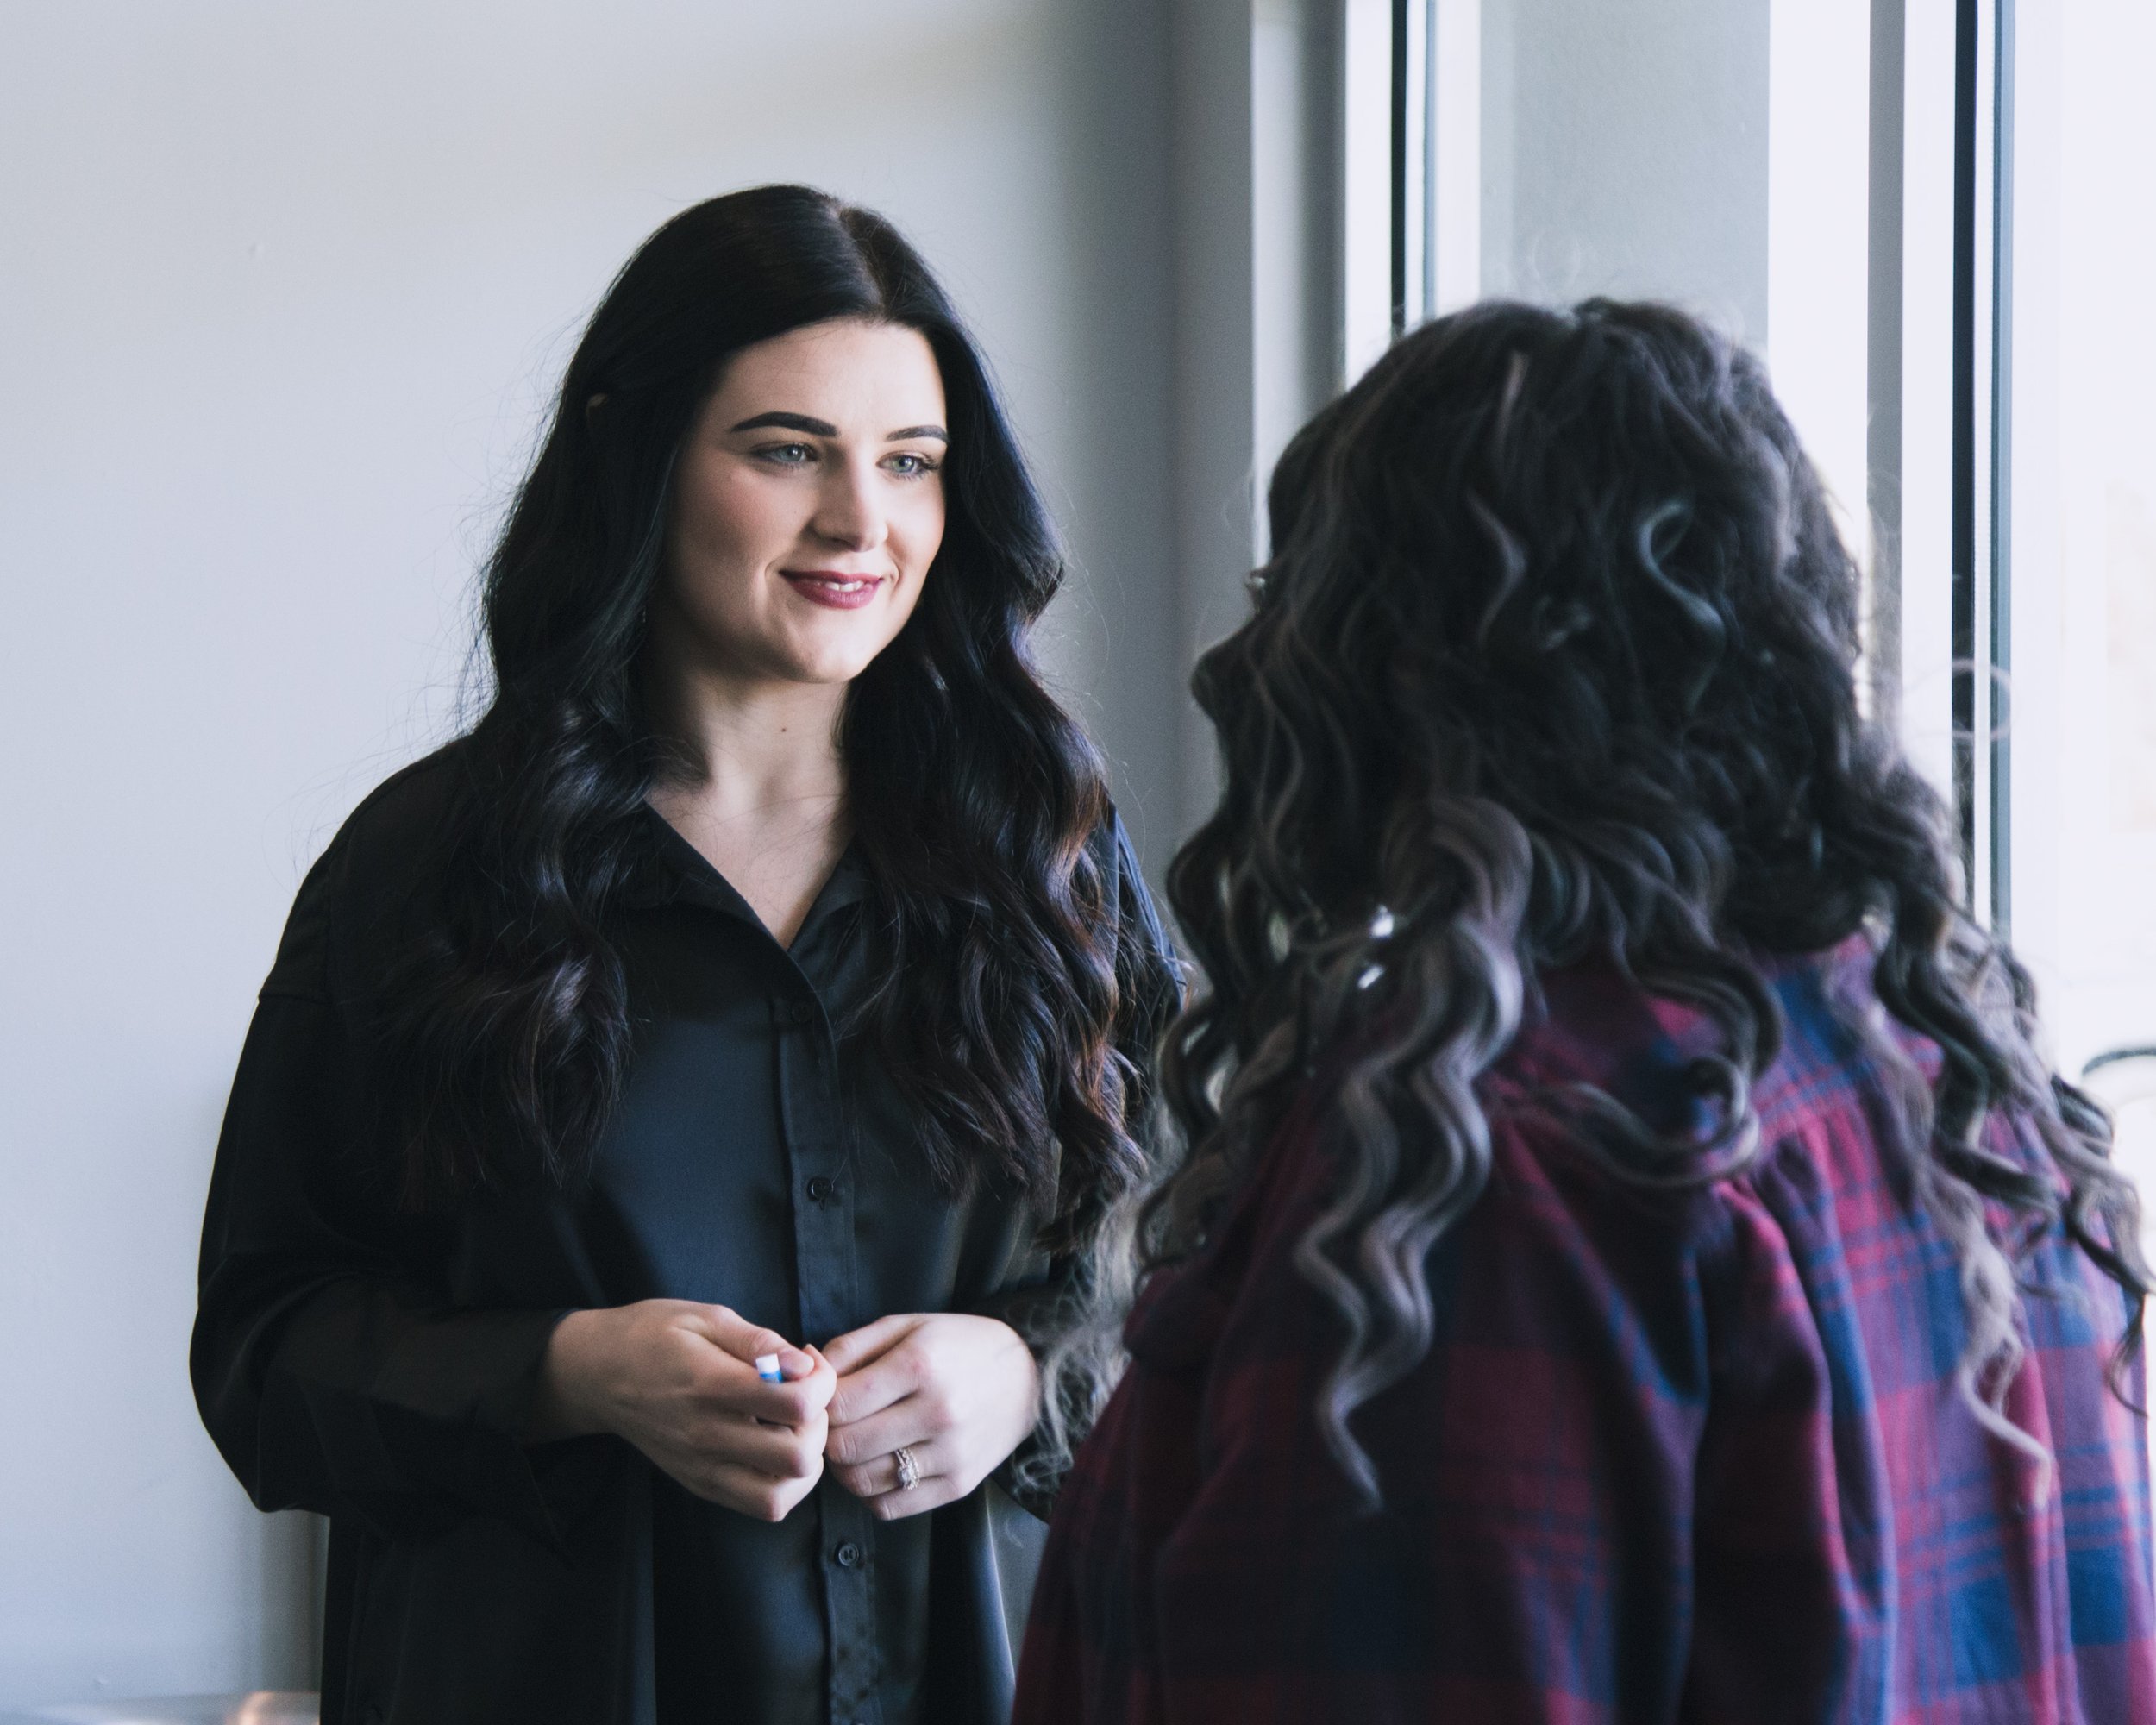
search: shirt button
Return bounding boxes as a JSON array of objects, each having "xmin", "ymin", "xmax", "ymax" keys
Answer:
[
  {"xmin": 806, "ymin": 1175, "xmax": 837, "ymax": 1204},
  {"xmin": 833, "ymin": 1540, "xmax": 864, "ymax": 1568},
  {"xmin": 786, "ymin": 999, "xmax": 814, "ymax": 1026}
]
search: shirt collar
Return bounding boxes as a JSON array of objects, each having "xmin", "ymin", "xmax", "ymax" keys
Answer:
[{"xmin": 619, "ymin": 803, "xmax": 871, "ymax": 931}]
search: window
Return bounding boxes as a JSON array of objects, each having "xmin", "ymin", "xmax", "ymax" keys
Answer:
[
  {"xmin": 1357, "ymin": 0, "xmax": 2156, "ymax": 1300},
  {"xmin": 2000, "ymin": 3, "xmax": 2156, "ymax": 1201}
]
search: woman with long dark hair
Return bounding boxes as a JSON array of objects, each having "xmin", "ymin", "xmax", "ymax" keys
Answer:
[
  {"xmin": 192, "ymin": 185, "xmax": 1178, "ymax": 1725},
  {"xmin": 1016, "ymin": 300, "xmax": 2156, "ymax": 1721}
]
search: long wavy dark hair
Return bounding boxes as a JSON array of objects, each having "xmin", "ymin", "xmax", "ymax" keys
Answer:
[
  {"xmin": 1134, "ymin": 298, "xmax": 2147, "ymax": 1500},
  {"xmin": 378, "ymin": 185, "xmax": 1171, "ymax": 1249}
]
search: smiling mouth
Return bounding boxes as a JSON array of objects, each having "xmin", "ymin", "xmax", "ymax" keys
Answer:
[{"xmin": 780, "ymin": 570, "xmax": 886, "ymax": 611}]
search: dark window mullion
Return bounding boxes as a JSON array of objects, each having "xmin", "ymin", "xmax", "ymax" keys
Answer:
[
  {"xmin": 1951, "ymin": 0, "xmax": 1980, "ymax": 906},
  {"xmin": 1390, "ymin": 0, "xmax": 1410, "ymax": 337},
  {"xmin": 1989, "ymin": 0, "xmax": 2015, "ymax": 932}
]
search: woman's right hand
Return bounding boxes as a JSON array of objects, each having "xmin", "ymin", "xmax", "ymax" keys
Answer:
[{"xmin": 528, "ymin": 1300, "xmax": 837, "ymax": 1522}]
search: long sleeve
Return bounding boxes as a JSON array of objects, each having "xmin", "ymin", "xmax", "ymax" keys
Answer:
[{"xmin": 190, "ymin": 839, "xmax": 569, "ymax": 1548}]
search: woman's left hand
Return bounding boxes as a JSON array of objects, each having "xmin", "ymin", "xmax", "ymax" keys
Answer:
[{"xmin": 819, "ymin": 1312, "xmax": 1041, "ymax": 1519}]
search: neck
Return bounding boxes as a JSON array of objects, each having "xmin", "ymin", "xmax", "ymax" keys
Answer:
[{"xmin": 642, "ymin": 631, "xmax": 849, "ymax": 825}]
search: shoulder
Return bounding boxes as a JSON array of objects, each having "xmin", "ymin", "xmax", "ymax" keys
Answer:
[
  {"xmin": 1467, "ymin": 950, "xmax": 1913, "ymax": 1357},
  {"xmin": 1269, "ymin": 969, "xmax": 1812, "ymax": 1352},
  {"xmin": 1085, "ymin": 807, "xmax": 1183, "ymax": 1035},
  {"xmin": 1088, "ymin": 807, "xmax": 1174, "ymax": 953},
  {"xmin": 260, "ymin": 742, "xmax": 473, "ymax": 1003},
  {"xmin": 1489, "ymin": 945, "xmax": 1900, "ymax": 1151},
  {"xmin": 1081, "ymin": 805, "xmax": 1139, "ymax": 892},
  {"xmin": 1124, "ymin": 1067, "xmax": 1746, "ymax": 1521},
  {"xmin": 1482, "ymin": 962, "xmax": 1734, "ymax": 1146},
  {"xmin": 322, "ymin": 741, "xmax": 474, "ymax": 881}
]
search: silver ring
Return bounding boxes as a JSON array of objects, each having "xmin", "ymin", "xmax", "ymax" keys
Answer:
[{"xmin": 893, "ymin": 1446, "xmax": 920, "ymax": 1491}]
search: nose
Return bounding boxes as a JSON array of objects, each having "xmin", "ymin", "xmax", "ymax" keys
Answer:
[{"xmin": 810, "ymin": 456, "xmax": 887, "ymax": 553}]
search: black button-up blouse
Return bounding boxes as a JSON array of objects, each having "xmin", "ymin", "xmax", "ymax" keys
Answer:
[{"xmin": 190, "ymin": 747, "xmax": 1175, "ymax": 1725}]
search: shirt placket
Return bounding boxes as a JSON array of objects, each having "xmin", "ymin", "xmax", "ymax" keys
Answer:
[{"xmin": 772, "ymin": 982, "xmax": 881, "ymax": 1725}]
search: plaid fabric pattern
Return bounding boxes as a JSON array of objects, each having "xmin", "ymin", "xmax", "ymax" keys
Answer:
[{"xmin": 1014, "ymin": 948, "xmax": 2156, "ymax": 1723}]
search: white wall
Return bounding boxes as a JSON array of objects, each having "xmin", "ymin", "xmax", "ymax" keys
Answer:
[{"xmin": 0, "ymin": 3, "xmax": 1175, "ymax": 1704}]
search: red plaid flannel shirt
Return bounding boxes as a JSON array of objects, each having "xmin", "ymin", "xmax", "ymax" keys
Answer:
[{"xmin": 1015, "ymin": 947, "xmax": 2156, "ymax": 1723}]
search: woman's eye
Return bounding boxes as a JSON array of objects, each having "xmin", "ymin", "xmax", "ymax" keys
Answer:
[
  {"xmin": 884, "ymin": 452, "xmax": 941, "ymax": 479},
  {"xmin": 754, "ymin": 442, "xmax": 817, "ymax": 467}
]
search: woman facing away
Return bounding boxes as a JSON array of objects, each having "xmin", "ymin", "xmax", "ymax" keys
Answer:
[
  {"xmin": 191, "ymin": 185, "xmax": 1179, "ymax": 1725},
  {"xmin": 1015, "ymin": 299, "xmax": 2156, "ymax": 1722}
]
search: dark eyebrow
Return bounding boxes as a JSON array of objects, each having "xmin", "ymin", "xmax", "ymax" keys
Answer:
[
  {"xmin": 726, "ymin": 411, "xmax": 948, "ymax": 444},
  {"xmin": 729, "ymin": 411, "xmax": 838, "ymax": 436}
]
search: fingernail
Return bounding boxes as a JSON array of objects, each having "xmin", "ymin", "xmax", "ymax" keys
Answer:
[{"xmin": 780, "ymin": 1347, "xmax": 816, "ymax": 1376}]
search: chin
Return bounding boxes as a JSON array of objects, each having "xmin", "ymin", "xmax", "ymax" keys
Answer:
[
  {"xmin": 777, "ymin": 623, "xmax": 906, "ymax": 687},
  {"xmin": 782, "ymin": 643, "xmax": 890, "ymax": 687}
]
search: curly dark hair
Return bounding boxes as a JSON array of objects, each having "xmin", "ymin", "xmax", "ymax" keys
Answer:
[
  {"xmin": 1127, "ymin": 298, "xmax": 2146, "ymax": 1501},
  {"xmin": 375, "ymin": 185, "xmax": 1175, "ymax": 1252}
]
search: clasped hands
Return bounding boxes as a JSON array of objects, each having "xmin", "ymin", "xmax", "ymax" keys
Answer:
[{"xmin": 530, "ymin": 1301, "xmax": 1040, "ymax": 1522}]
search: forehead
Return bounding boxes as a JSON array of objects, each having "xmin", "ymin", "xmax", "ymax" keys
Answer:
[{"xmin": 710, "ymin": 318, "xmax": 945, "ymax": 422}]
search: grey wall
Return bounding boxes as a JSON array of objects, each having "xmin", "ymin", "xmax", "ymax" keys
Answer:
[
  {"xmin": 0, "ymin": 3, "xmax": 1175, "ymax": 1704},
  {"xmin": 1172, "ymin": 0, "xmax": 1354, "ymax": 834},
  {"xmin": 1481, "ymin": 0, "xmax": 1771, "ymax": 342}
]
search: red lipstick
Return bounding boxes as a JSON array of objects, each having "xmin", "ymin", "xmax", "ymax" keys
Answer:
[{"xmin": 780, "ymin": 570, "xmax": 886, "ymax": 611}]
